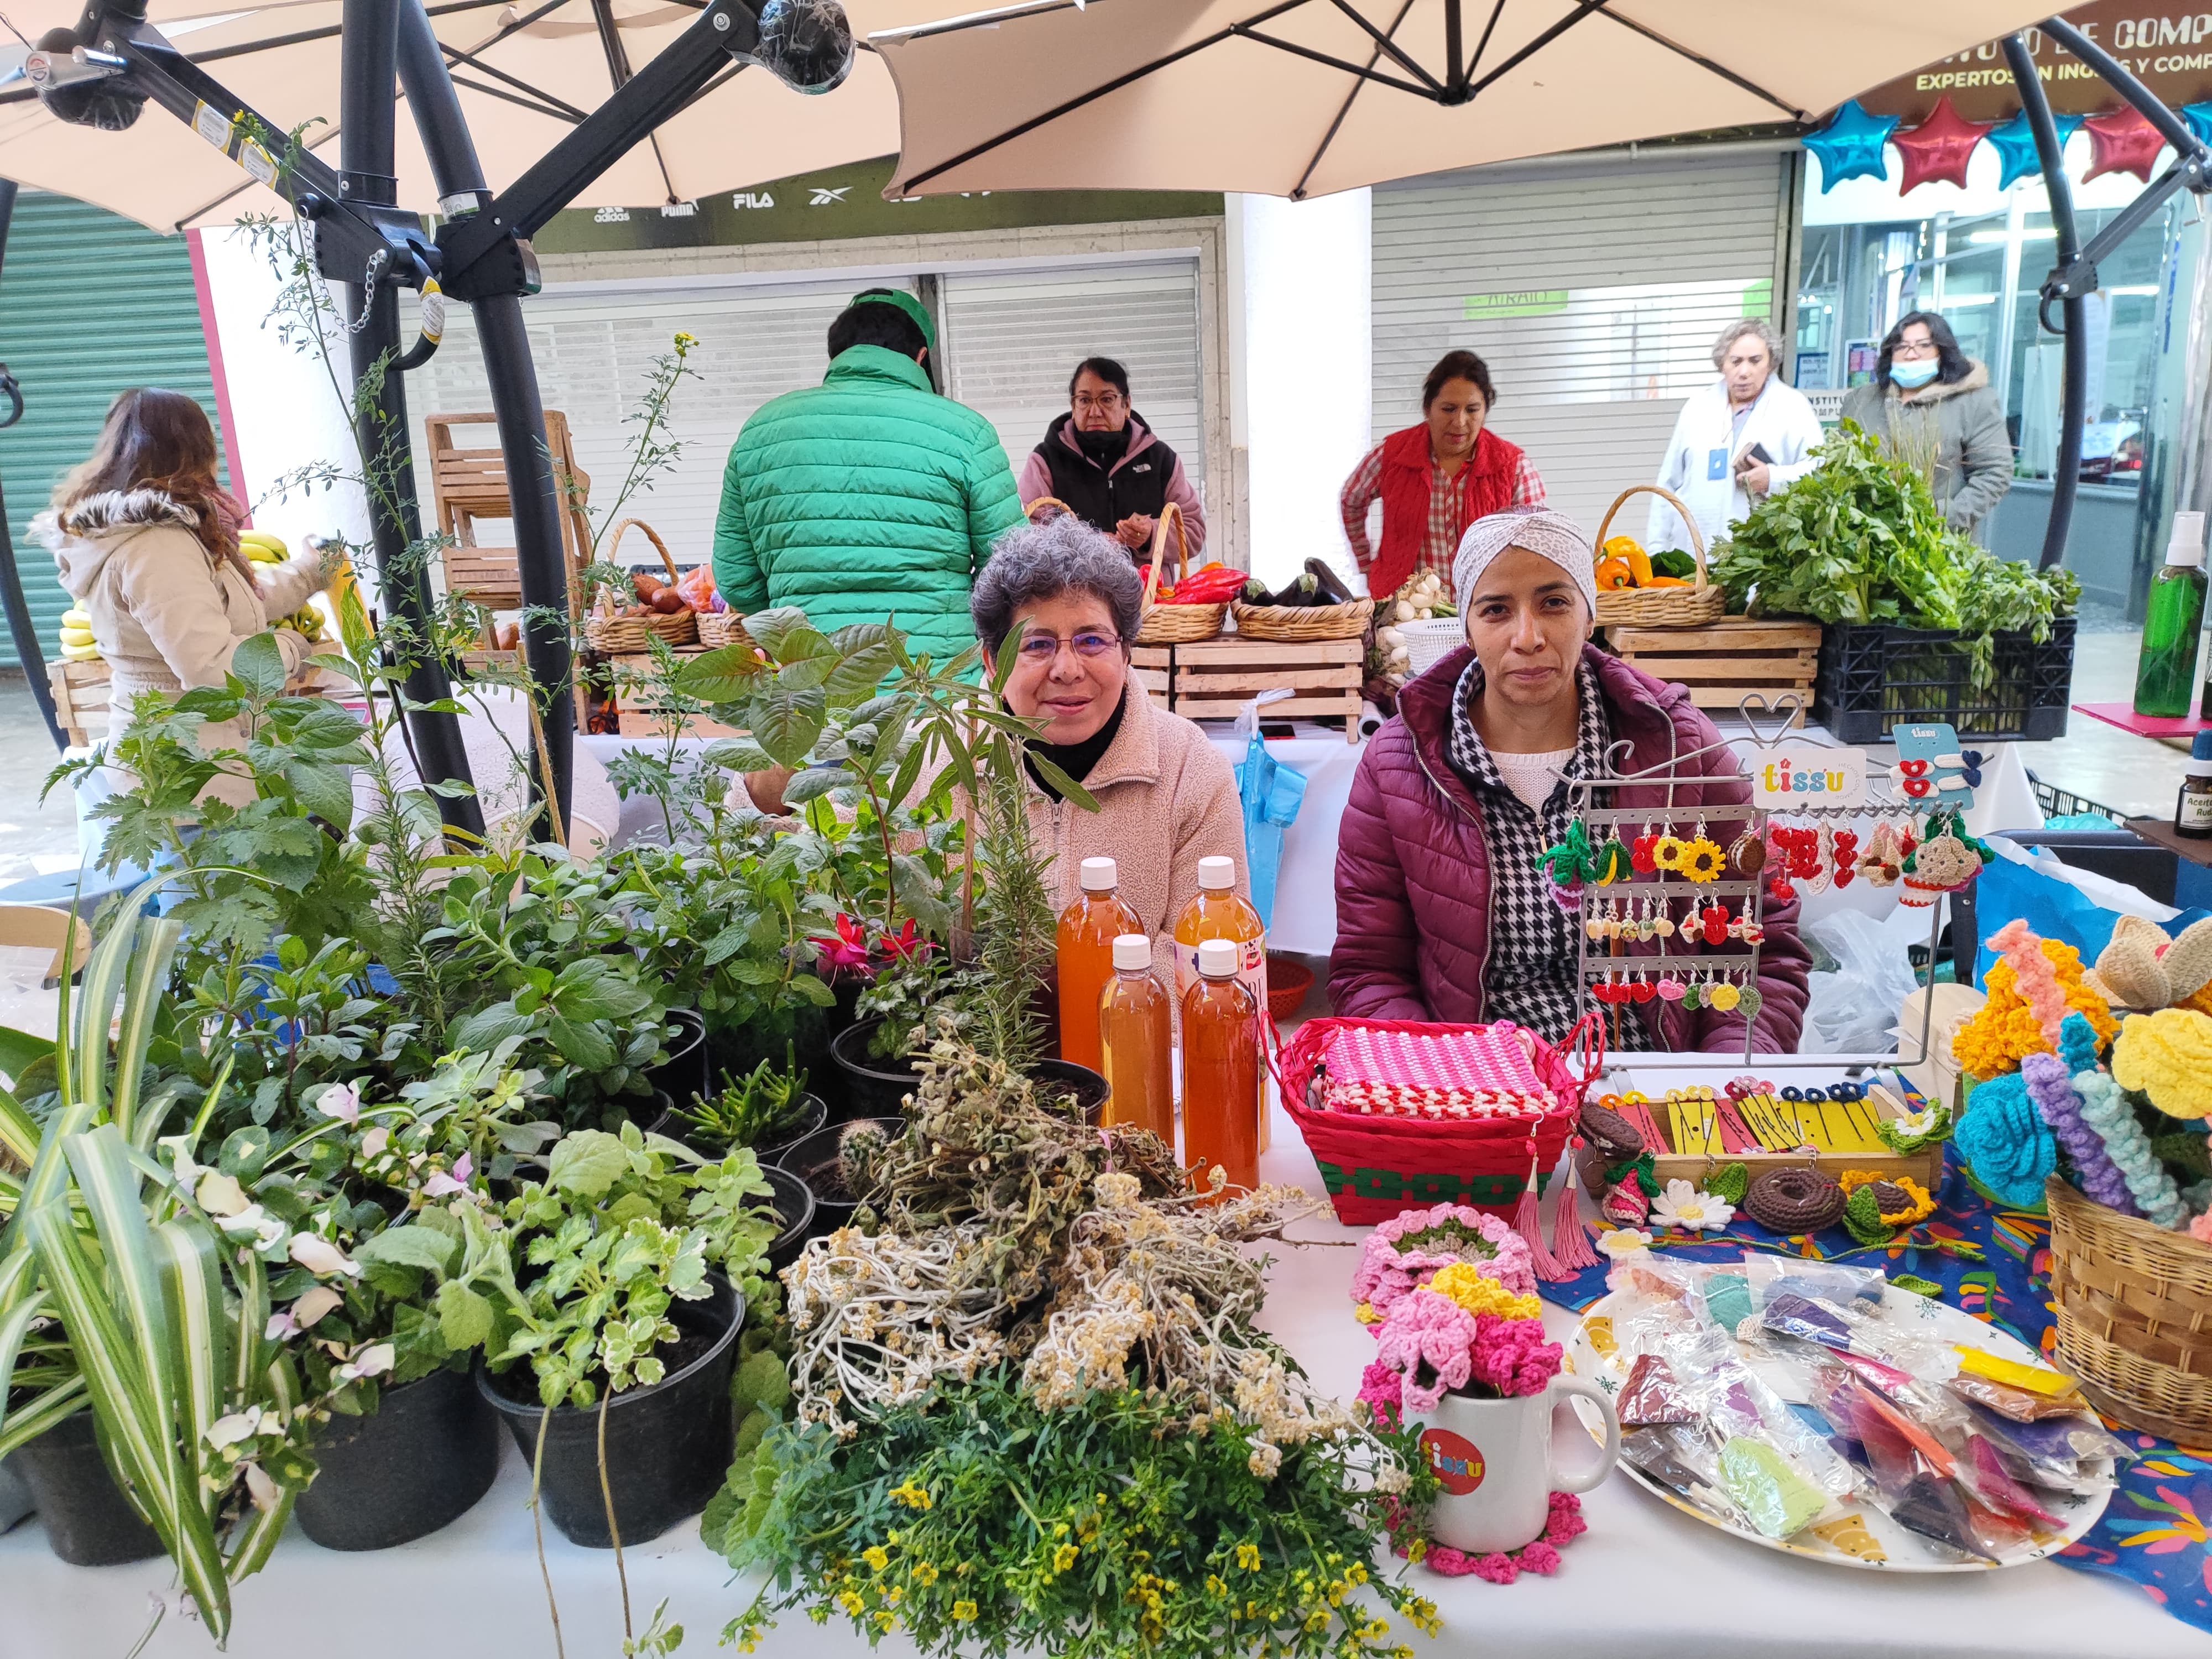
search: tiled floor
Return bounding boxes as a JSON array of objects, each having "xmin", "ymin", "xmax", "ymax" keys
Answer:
[
  {"xmin": 0, "ymin": 672, "xmax": 82, "ymax": 886},
  {"xmin": 2013, "ymin": 629, "xmax": 2188, "ymax": 822}
]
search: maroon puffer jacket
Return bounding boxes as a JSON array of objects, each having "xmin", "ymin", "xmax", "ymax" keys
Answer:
[{"xmin": 1329, "ymin": 643, "xmax": 1810, "ymax": 1052}]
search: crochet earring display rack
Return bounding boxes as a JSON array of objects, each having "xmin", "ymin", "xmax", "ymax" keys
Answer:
[{"xmin": 1560, "ymin": 695, "xmax": 1950, "ymax": 1073}]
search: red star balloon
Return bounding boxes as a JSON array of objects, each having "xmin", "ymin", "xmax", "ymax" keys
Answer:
[
  {"xmin": 2084, "ymin": 106, "xmax": 2167, "ymax": 183},
  {"xmin": 1891, "ymin": 95, "xmax": 1993, "ymax": 192}
]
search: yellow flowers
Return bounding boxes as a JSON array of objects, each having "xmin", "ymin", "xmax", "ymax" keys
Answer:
[
  {"xmin": 1234, "ymin": 1541, "xmax": 1262, "ymax": 1571},
  {"xmin": 1206, "ymin": 1574, "xmax": 1228, "ymax": 1597},
  {"xmin": 673, "ymin": 331, "xmax": 697, "ymax": 349},
  {"xmin": 910, "ymin": 1561, "xmax": 940, "ymax": 1587},
  {"xmin": 836, "ymin": 1590, "xmax": 864, "ymax": 1616},
  {"xmin": 1426, "ymin": 1261, "xmax": 1542, "ymax": 1322},
  {"xmin": 951, "ymin": 1600, "xmax": 978, "ymax": 1622},
  {"xmin": 862, "ymin": 1545, "xmax": 890, "ymax": 1573},
  {"xmin": 889, "ymin": 1478, "xmax": 934, "ymax": 1510},
  {"xmin": 1051, "ymin": 1541, "xmax": 1079, "ymax": 1574}
]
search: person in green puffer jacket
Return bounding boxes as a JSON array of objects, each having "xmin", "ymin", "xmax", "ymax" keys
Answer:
[{"xmin": 712, "ymin": 289, "xmax": 1026, "ymax": 661}]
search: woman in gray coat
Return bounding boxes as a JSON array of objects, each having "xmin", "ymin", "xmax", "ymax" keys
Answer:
[{"xmin": 1840, "ymin": 310, "xmax": 2014, "ymax": 533}]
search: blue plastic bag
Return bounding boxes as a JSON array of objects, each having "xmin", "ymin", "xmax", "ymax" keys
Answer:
[
  {"xmin": 1971, "ymin": 839, "xmax": 2212, "ymax": 987},
  {"xmin": 1233, "ymin": 728, "xmax": 1307, "ymax": 931}
]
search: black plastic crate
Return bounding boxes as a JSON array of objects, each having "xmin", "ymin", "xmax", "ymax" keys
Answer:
[{"xmin": 1812, "ymin": 616, "xmax": 2075, "ymax": 743}]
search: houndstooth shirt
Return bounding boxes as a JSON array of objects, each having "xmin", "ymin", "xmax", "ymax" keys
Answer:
[{"xmin": 1443, "ymin": 659, "xmax": 1644, "ymax": 1047}]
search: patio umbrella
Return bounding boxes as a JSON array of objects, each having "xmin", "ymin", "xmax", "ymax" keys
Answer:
[
  {"xmin": 874, "ymin": 0, "xmax": 2073, "ymax": 200},
  {"xmin": 0, "ymin": 0, "xmax": 931, "ymax": 234}
]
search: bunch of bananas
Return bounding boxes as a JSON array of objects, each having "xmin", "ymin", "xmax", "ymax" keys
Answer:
[
  {"xmin": 57, "ymin": 607, "xmax": 98, "ymax": 662},
  {"xmin": 239, "ymin": 528, "xmax": 290, "ymax": 566},
  {"xmin": 280, "ymin": 607, "xmax": 326, "ymax": 643}
]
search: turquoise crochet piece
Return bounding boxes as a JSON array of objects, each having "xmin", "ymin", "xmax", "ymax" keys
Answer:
[
  {"xmin": 1956, "ymin": 1072, "xmax": 2057, "ymax": 1209},
  {"xmin": 2065, "ymin": 1014, "xmax": 2190, "ymax": 1228}
]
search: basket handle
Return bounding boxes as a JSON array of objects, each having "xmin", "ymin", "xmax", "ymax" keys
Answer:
[
  {"xmin": 1139, "ymin": 500, "xmax": 1190, "ymax": 609},
  {"xmin": 1594, "ymin": 484, "xmax": 1707, "ymax": 590},
  {"xmin": 1024, "ymin": 495, "xmax": 1073, "ymax": 523},
  {"xmin": 607, "ymin": 517, "xmax": 681, "ymax": 590}
]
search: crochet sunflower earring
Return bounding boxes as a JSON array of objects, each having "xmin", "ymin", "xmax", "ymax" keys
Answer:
[{"xmin": 1679, "ymin": 818, "xmax": 1725, "ymax": 884}]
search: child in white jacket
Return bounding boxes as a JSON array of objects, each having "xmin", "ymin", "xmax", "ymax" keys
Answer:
[{"xmin": 1649, "ymin": 319, "xmax": 1825, "ymax": 552}]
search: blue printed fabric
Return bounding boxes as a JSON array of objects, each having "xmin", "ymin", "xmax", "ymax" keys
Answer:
[{"xmin": 1547, "ymin": 1156, "xmax": 2212, "ymax": 1632}]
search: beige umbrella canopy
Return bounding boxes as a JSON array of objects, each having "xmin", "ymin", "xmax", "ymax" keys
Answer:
[
  {"xmin": 0, "ymin": 0, "xmax": 928, "ymax": 234},
  {"xmin": 877, "ymin": 0, "xmax": 2069, "ymax": 200}
]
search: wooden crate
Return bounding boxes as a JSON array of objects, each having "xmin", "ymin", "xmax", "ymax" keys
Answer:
[
  {"xmin": 1168, "ymin": 637, "xmax": 1362, "ymax": 741},
  {"xmin": 1130, "ymin": 645, "xmax": 1172, "ymax": 709},
  {"xmin": 48, "ymin": 658, "xmax": 112, "ymax": 748},
  {"xmin": 1605, "ymin": 617, "xmax": 1820, "ymax": 726},
  {"xmin": 604, "ymin": 649, "xmax": 743, "ymax": 739},
  {"xmin": 1647, "ymin": 1081, "xmax": 1943, "ymax": 1195}
]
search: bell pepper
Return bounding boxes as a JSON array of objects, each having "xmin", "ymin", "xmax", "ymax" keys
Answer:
[
  {"xmin": 1595, "ymin": 556, "xmax": 1635, "ymax": 592},
  {"xmin": 1162, "ymin": 564, "xmax": 1252, "ymax": 604}
]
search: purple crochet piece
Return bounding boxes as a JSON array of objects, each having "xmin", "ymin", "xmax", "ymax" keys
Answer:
[{"xmin": 2021, "ymin": 1051, "xmax": 2140, "ymax": 1216}]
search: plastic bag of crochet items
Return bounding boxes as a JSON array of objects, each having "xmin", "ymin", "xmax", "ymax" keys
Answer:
[
  {"xmin": 1598, "ymin": 1254, "xmax": 1710, "ymax": 1360},
  {"xmin": 1666, "ymin": 1325, "xmax": 1861, "ymax": 1510},
  {"xmin": 1964, "ymin": 1400, "xmax": 2134, "ymax": 1497},
  {"xmin": 1621, "ymin": 1424, "xmax": 1745, "ymax": 1528},
  {"xmin": 1753, "ymin": 1282, "xmax": 1958, "ymax": 1381},
  {"xmin": 1741, "ymin": 1254, "xmax": 1888, "ymax": 1318}
]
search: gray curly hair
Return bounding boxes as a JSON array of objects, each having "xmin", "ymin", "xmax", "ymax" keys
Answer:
[
  {"xmin": 1712, "ymin": 316, "xmax": 1785, "ymax": 369},
  {"xmin": 969, "ymin": 514, "xmax": 1145, "ymax": 656}
]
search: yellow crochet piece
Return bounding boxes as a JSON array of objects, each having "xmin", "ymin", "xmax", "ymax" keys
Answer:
[
  {"xmin": 1953, "ymin": 1345, "xmax": 2077, "ymax": 1397},
  {"xmin": 1952, "ymin": 938, "xmax": 2117, "ymax": 1079},
  {"xmin": 2112, "ymin": 1008, "xmax": 2212, "ymax": 1120},
  {"xmin": 1838, "ymin": 1170, "xmax": 1937, "ymax": 1226},
  {"xmin": 1426, "ymin": 1261, "xmax": 1542, "ymax": 1323}
]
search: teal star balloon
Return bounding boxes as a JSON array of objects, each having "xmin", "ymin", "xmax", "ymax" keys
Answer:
[
  {"xmin": 1987, "ymin": 109, "xmax": 2086, "ymax": 190},
  {"xmin": 2185, "ymin": 101, "xmax": 2212, "ymax": 149},
  {"xmin": 1806, "ymin": 99, "xmax": 1899, "ymax": 191}
]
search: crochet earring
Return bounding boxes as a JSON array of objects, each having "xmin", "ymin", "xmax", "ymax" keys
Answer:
[
  {"xmin": 1651, "ymin": 895, "xmax": 1677, "ymax": 940},
  {"xmin": 1651, "ymin": 824, "xmax": 1687, "ymax": 874},
  {"xmin": 1679, "ymin": 817, "xmax": 1726, "ymax": 884}
]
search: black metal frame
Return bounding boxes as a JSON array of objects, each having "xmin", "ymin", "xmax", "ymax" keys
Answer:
[
  {"xmin": 12, "ymin": 0, "xmax": 824, "ymax": 833},
  {"xmin": 2007, "ymin": 21, "xmax": 2212, "ymax": 572}
]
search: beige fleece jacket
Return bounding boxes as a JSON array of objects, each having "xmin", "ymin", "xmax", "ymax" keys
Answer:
[{"xmin": 40, "ymin": 488, "xmax": 327, "ymax": 804}]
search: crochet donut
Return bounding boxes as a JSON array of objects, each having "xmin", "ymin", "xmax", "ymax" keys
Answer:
[{"xmin": 1743, "ymin": 1166, "xmax": 1847, "ymax": 1234}]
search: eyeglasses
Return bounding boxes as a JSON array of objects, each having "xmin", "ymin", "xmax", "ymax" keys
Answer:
[
  {"xmin": 1893, "ymin": 336, "xmax": 1938, "ymax": 357},
  {"xmin": 1015, "ymin": 629, "xmax": 1121, "ymax": 662},
  {"xmin": 1072, "ymin": 392, "xmax": 1125, "ymax": 411}
]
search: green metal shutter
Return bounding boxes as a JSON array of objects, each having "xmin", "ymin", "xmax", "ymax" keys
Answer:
[{"xmin": 0, "ymin": 193, "xmax": 229, "ymax": 669}]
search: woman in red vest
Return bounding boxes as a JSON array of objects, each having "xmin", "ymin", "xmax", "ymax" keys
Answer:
[{"xmin": 1338, "ymin": 349, "xmax": 1546, "ymax": 604}]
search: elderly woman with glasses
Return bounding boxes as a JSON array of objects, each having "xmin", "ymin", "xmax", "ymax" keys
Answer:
[{"xmin": 740, "ymin": 513, "xmax": 1248, "ymax": 942}]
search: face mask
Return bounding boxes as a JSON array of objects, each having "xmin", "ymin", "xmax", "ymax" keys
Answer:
[
  {"xmin": 1889, "ymin": 356, "xmax": 1940, "ymax": 389},
  {"xmin": 1074, "ymin": 423, "xmax": 1130, "ymax": 462}
]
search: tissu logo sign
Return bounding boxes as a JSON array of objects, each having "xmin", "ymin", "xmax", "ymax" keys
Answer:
[
  {"xmin": 1420, "ymin": 1428, "xmax": 1486, "ymax": 1497},
  {"xmin": 1749, "ymin": 742, "xmax": 1868, "ymax": 809}
]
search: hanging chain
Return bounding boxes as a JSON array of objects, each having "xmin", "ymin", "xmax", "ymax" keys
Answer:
[{"xmin": 301, "ymin": 212, "xmax": 390, "ymax": 337}]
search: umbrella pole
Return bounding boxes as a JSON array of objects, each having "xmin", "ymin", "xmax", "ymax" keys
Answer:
[
  {"xmin": 0, "ymin": 179, "xmax": 67, "ymax": 753},
  {"xmin": 338, "ymin": 0, "xmax": 486, "ymax": 841},
  {"xmin": 393, "ymin": 0, "xmax": 574, "ymax": 840},
  {"xmin": 2005, "ymin": 34, "xmax": 2085, "ymax": 574}
]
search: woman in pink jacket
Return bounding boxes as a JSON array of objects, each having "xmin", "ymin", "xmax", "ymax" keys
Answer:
[{"xmin": 1329, "ymin": 509, "xmax": 1807, "ymax": 1053}]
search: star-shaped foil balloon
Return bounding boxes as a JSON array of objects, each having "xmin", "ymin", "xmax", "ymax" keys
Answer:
[
  {"xmin": 1806, "ymin": 99, "xmax": 1899, "ymax": 192},
  {"xmin": 1892, "ymin": 95, "xmax": 1992, "ymax": 192},
  {"xmin": 2084, "ymin": 106, "xmax": 2168, "ymax": 183},
  {"xmin": 2183, "ymin": 101, "xmax": 2212, "ymax": 150},
  {"xmin": 1986, "ymin": 109, "xmax": 2085, "ymax": 190}
]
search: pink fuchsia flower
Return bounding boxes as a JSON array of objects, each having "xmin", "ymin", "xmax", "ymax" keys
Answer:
[
  {"xmin": 811, "ymin": 914, "xmax": 875, "ymax": 977},
  {"xmin": 422, "ymin": 1152, "xmax": 473, "ymax": 1199},
  {"xmin": 880, "ymin": 919, "xmax": 932, "ymax": 963},
  {"xmin": 265, "ymin": 1309, "xmax": 299, "ymax": 1342},
  {"xmin": 333, "ymin": 1343, "xmax": 395, "ymax": 1385},
  {"xmin": 315, "ymin": 1081, "xmax": 360, "ymax": 1125}
]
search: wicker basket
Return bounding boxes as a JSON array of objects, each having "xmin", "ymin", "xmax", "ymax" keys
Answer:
[
  {"xmin": 583, "ymin": 518, "xmax": 698, "ymax": 653},
  {"xmin": 1592, "ymin": 484, "xmax": 1724, "ymax": 628},
  {"xmin": 1231, "ymin": 597, "xmax": 1374, "ymax": 642},
  {"xmin": 2045, "ymin": 1176, "xmax": 2212, "ymax": 1442},
  {"xmin": 1024, "ymin": 494, "xmax": 1074, "ymax": 523},
  {"xmin": 696, "ymin": 609, "xmax": 755, "ymax": 650},
  {"xmin": 1135, "ymin": 503, "xmax": 1225, "ymax": 645}
]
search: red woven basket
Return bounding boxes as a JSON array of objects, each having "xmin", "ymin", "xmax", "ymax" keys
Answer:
[{"xmin": 1274, "ymin": 1016, "xmax": 1603, "ymax": 1225}]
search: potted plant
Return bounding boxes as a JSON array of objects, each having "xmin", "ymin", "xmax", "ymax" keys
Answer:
[{"xmin": 667, "ymin": 1048, "xmax": 825, "ymax": 1164}]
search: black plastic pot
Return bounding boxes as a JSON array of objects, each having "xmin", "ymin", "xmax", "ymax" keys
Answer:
[
  {"xmin": 780, "ymin": 1116, "xmax": 905, "ymax": 1239},
  {"xmin": 762, "ymin": 1165, "xmax": 817, "ymax": 1275},
  {"xmin": 478, "ymin": 1276, "xmax": 742, "ymax": 1548},
  {"xmin": 295, "ymin": 1365, "xmax": 503, "ymax": 1551},
  {"xmin": 828, "ymin": 1018, "xmax": 922, "ymax": 1120},
  {"xmin": 1028, "ymin": 1058, "xmax": 1109, "ymax": 1125},
  {"xmin": 624, "ymin": 1087, "xmax": 676, "ymax": 1135},
  {"xmin": 644, "ymin": 1010, "xmax": 707, "ymax": 1113},
  {"xmin": 12, "ymin": 1411, "xmax": 164, "ymax": 1566}
]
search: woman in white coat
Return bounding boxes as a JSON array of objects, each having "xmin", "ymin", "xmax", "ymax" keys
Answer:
[{"xmin": 1648, "ymin": 319, "xmax": 1824, "ymax": 552}]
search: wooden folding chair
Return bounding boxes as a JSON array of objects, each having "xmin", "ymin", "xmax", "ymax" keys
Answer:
[
  {"xmin": 424, "ymin": 409, "xmax": 594, "ymax": 612},
  {"xmin": 0, "ymin": 903, "xmax": 93, "ymax": 989}
]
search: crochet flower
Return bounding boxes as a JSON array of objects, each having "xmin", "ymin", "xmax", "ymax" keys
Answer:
[
  {"xmin": 1466, "ymin": 1313, "xmax": 1563, "ymax": 1397},
  {"xmin": 1953, "ymin": 935, "xmax": 2119, "ymax": 1078},
  {"xmin": 1426, "ymin": 1261, "xmax": 1543, "ymax": 1323},
  {"xmin": 2023, "ymin": 1051, "xmax": 2138, "ymax": 1215},
  {"xmin": 1678, "ymin": 837, "xmax": 1725, "ymax": 884},
  {"xmin": 1647, "ymin": 1178, "xmax": 1734, "ymax": 1234},
  {"xmin": 1955, "ymin": 1071, "xmax": 2057, "ymax": 1208},
  {"xmin": 1352, "ymin": 1204, "xmax": 1536, "ymax": 1314},
  {"xmin": 1374, "ymin": 1290, "xmax": 1479, "ymax": 1412},
  {"xmin": 1595, "ymin": 1227, "xmax": 1653, "ymax": 1260},
  {"xmin": 2112, "ymin": 1009, "xmax": 2212, "ymax": 1120}
]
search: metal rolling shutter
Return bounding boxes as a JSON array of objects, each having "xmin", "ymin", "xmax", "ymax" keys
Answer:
[
  {"xmin": 409, "ymin": 277, "xmax": 910, "ymax": 571},
  {"xmin": 940, "ymin": 261, "xmax": 1206, "ymax": 502},
  {"xmin": 1371, "ymin": 151, "xmax": 1789, "ymax": 535},
  {"xmin": 0, "ymin": 194, "xmax": 229, "ymax": 667}
]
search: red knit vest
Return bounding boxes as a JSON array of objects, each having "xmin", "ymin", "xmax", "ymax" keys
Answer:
[{"xmin": 1370, "ymin": 424, "xmax": 1524, "ymax": 599}]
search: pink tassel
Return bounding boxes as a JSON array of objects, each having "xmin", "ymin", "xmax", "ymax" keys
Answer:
[
  {"xmin": 1514, "ymin": 1145, "xmax": 1566, "ymax": 1281},
  {"xmin": 1547, "ymin": 1146, "xmax": 1599, "ymax": 1272}
]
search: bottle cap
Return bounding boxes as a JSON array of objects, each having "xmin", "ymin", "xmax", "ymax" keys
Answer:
[
  {"xmin": 2194, "ymin": 730, "xmax": 2212, "ymax": 763},
  {"xmin": 1197, "ymin": 937, "xmax": 1240, "ymax": 978},
  {"xmin": 1197, "ymin": 855, "xmax": 1235, "ymax": 891},
  {"xmin": 2169, "ymin": 510, "xmax": 2206, "ymax": 568},
  {"xmin": 1112, "ymin": 933, "xmax": 1151, "ymax": 971},
  {"xmin": 1079, "ymin": 857, "xmax": 1118, "ymax": 892}
]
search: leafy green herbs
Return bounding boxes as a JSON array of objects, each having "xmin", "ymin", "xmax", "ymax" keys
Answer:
[{"xmin": 1709, "ymin": 420, "xmax": 2077, "ymax": 687}]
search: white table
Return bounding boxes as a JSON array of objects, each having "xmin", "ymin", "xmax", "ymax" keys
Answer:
[{"xmin": 1, "ymin": 1083, "xmax": 2189, "ymax": 1659}]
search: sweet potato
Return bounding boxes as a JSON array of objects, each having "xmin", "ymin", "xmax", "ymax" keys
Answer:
[{"xmin": 648, "ymin": 589, "xmax": 686, "ymax": 614}]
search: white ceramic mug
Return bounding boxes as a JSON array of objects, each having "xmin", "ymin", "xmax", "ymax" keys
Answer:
[{"xmin": 1415, "ymin": 1376, "xmax": 1621, "ymax": 1554}]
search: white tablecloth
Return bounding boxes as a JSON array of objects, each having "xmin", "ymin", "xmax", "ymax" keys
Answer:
[{"xmin": 1, "ymin": 1078, "xmax": 2189, "ymax": 1659}]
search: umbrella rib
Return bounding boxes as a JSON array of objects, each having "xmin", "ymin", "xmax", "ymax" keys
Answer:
[
  {"xmin": 440, "ymin": 46, "xmax": 592, "ymax": 121},
  {"xmin": 1593, "ymin": 8, "xmax": 1803, "ymax": 118},
  {"xmin": 1459, "ymin": 0, "xmax": 1607, "ymax": 100},
  {"xmin": 675, "ymin": 60, "xmax": 745, "ymax": 118},
  {"xmin": 1323, "ymin": 0, "xmax": 1441, "ymax": 95},
  {"xmin": 1291, "ymin": 0, "xmax": 1418, "ymax": 199},
  {"xmin": 1462, "ymin": 0, "xmax": 1506, "ymax": 79},
  {"xmin": 447, "ymin": 70, "xmax": 586, "ymax": 123},
  {"xmin": 1233, "ymin": 27, "xmax": 1435, "ymax": 100},
  {"xmin": 900, "ymin": 0, "xmax": 1312, "ymax": 190}
]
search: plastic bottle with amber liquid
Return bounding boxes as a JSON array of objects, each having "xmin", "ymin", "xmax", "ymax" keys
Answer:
[
  {"xmin": 1172, "ymin": 854, "xmax": 1269, "ymax": 1149},
  {"xmin": 1181, "ymin": 937, "xmax": 1261, "ymax": 1197},
  {"xmin": 1056, "ymin": 857, "xmax": 1139, "ymax": 1073},
  {"xmin": 1098, "ymin": 933, "xmax": 1175, "ymax": 1146}
]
